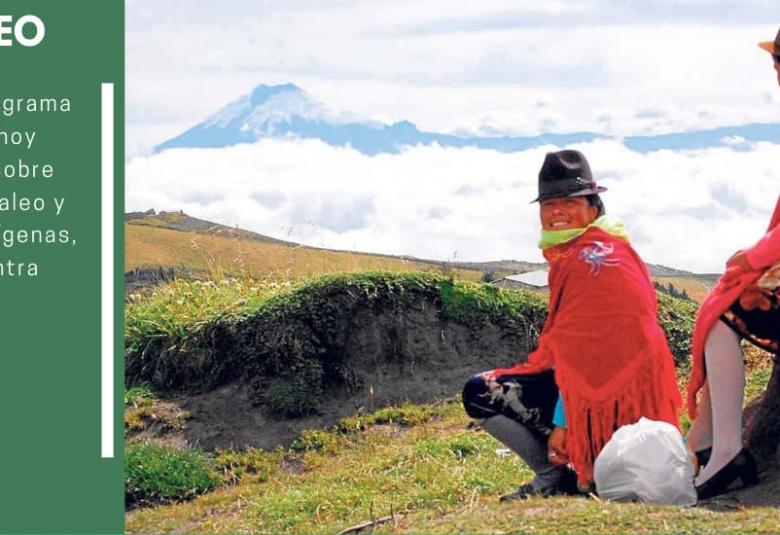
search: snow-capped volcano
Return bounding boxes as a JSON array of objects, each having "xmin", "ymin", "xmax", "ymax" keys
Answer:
[
  {"xmin": 154, "ymin": 82, "xmax": 605, "ymax": 154},
  {"xmin": 203, "ymin": 83, "xmax": 363, "ymax": 132},
  {"xmin": 156, "ymin": 83, "xmax": 374, "ymax": 152},
  {"xmin": 155, "ymin": 83, "xmax": 780, "ymax": 155}
]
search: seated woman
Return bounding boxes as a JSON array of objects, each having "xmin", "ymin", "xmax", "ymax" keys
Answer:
[
  {"xmin": 462, "ymin": 150, "xmax": 681, "ymax": 499},
  {"xmin": 686, "ymin": 194, "xmax": 780, "ymax": 499}
]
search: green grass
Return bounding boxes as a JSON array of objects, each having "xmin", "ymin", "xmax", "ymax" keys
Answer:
[
  {"xmin": 125, "ymin": 272, "xmax": 545, "ymax": 348},
  {"xmin": 126, "ymin": 390, "xmax": 780, "ymax": 534},
  {"xmin": 341, "ymin": 401, "xmax": 440, "ymax": 429},
  {"xmin": 126, "ymin": 400, "xmax": 529, "ymax": 533},
  {"xmin": 437, "ymin": 276, "xmax": 546, "ymax": 325},
  {"xmin": 125, "ymin": 276, "xmax": 291, "ymax": 342},
  {"xmin": 212, "ymin": 448, "xmax": 283, "ymax": 486},
  {"xmin": 745, "ymin": 362, "xmax": 773, "ymax": 403},
  {"xmin": 125, "ymin": 271, "xmax": 691, "ymax": 357},
  {"xmin": 125, "ymin": 383, "xmax": 156, "ymax": 408},
  {"xmin": 125, "ymin": 443, "xmax": 223, "ymax": 507}
]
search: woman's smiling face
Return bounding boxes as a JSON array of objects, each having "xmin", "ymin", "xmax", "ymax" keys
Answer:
[{"xmin": 540, "ymin": 196, "xmax": 599, "ymax": 231}]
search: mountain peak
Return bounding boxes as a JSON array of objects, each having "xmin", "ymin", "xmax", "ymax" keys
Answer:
[
  {"xmin": 249, "ymin": 83, "xmax": 302, "ymax": 106},
  {"xmin": 154, "ymin": 82, "xmax": 780, "ymax": 156}
]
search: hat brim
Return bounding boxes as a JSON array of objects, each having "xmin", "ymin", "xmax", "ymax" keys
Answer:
[
  {"xmin": 530, "ymin": 185, "xmax": 608, "ymax": 204},
  {"xmin": 759, "ymin": 41, "xmax": 776, "ymax": 54}
]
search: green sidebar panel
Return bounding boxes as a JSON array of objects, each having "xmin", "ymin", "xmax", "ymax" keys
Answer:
[{"xmin": 0, "ymin": 2, "xmax": 124, "ymax": 533}]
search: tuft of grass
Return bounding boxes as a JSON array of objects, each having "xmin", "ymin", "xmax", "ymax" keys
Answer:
[
  {"xmin": 125, "ymin": 404, "xmax": 190, "ymax": 434},
  {"xmin": 335, "ymin": 402, "xmax": 440, "ymax": 435},
  {"xmin": 125, "ymin": 276, "xmax": 290, "ymax": 344},
  {"xmin": 124, "ymin": 385, "xmax": 190, "ymax": 433},
  {"xmin": 291, "ymin": 429, "xmax": 342, "ymax": 455},
  {"xmin": 125, "ymin": 442, "xmax": 222, "ymax": 507},
  {"xmin": 212, "ymin": 448, "xmax": 282, "ymax": 486},
  {"xmin": 125, "ymin": 384, "xmax": 158, "ymax": 432},
  {"xmin": 125, "ymin": 407, "xmax": 152, "ymax": 432},
  {"xmin": 125, "ymin": 384, "xmax": 156, "ymax": 408}
]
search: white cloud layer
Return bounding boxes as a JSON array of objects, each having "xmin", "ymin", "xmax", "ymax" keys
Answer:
[{"xmin": 126, "ymin": 139, "xmax": 779, "ymax": 273}]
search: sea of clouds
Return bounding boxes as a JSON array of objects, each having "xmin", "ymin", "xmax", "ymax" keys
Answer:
[{"xmin": 126, "ymin": 138, "xmax": 779, "ymax": 273}]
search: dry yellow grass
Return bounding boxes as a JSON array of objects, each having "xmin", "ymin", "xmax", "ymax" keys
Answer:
[{"xmin": 125, "ymin": 224, "xmax": 483, "ymax": 282}]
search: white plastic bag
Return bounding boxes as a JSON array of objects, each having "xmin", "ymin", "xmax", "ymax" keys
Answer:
[{"xmin": 593, "ymin": 417, "xmax": 696, "ymax": 506}]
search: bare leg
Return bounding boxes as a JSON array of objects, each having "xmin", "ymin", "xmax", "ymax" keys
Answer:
[{"xmin": 695, "ymin": 320, "xmax": 745, "ymax": 486}]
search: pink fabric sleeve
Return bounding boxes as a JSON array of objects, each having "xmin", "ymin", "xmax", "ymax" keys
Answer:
[{"xmin": 746, "ymin": 224, "xmax": 780, "ymax": 270}]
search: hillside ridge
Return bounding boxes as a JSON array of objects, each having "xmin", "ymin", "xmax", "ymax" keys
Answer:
[{"xmin": 126, "ymin": 210, "xmax": 703, "ymax": 278}]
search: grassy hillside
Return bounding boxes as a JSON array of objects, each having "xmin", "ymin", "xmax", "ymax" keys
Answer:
[
  {"xmin": 126, "ymin": 212, "xmax": 719, "ymax": 297},
  {"xmin": 125, "ymin": 272, "xmax": 550, "ymax": 402},
  {"xmin": 126, "ymin": 223, "xmax": 483, "ymax": 283},
  {"xmin": 126, "ymin": 272, "xmax": 695, "ymax": 396}
]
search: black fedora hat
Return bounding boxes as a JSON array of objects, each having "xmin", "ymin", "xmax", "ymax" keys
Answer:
[
  {"xmin": 531, "ymin": 149, "xmax": 607, "ymax": 203},
  {"xmin": 759, "ymin": 25, "xmax": 780, "ymax": 55}
]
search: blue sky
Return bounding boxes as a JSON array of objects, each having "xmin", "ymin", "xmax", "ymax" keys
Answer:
[{"xmin": 126, "ymin": 1, "xmax": 780, "ymax": 272}]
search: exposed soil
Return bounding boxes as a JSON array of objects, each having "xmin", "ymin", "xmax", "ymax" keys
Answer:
[{"xmin": 127, "ymin": 304, "xmax": 531, "ymax": 451}]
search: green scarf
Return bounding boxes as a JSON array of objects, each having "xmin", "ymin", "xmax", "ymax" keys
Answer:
[{"xmin": 539, "ymin": 215, "xmax": 630, "ymax": 250}]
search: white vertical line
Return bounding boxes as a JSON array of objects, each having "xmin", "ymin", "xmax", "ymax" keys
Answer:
[{"xmin": 101, "ymin": 83, "xmax": 114, "ymax": 459}]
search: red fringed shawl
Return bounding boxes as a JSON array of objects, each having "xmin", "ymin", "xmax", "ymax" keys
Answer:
[
  {"xmin": 687, "ymin": 196, "xmax": 780, "ymax": 418},
  {"xmin": 493, "ymin": 227, "xmax": 681, "ymax": 484}
]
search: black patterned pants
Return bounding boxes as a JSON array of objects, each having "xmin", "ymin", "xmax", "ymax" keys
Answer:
[{"xmin": 462, "ymin": 369, "xmax": 559, "ymax": 438}]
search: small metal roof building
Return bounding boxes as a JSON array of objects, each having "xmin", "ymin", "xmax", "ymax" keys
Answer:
[{"xmin": 491, "ymin": 269, "xmax": 549, "ymax": 291}]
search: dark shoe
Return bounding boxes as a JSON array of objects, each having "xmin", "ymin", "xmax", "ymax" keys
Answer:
[
  {"xmin": 499, "ymin": 483, "xmax": 537, "ymax": 501},
  {"xmin": 696, "ymin": 449, "xmax": 759, "ymax": 500},
  {"xmin": 500, "ymin": 469, "xmax": 579, "ymax": 501},
  {"xmin": 695, "ymin": 447, "xmax": 712, "ymax": 467},
  {"xmin": 556, "ymin": 468, "xmax": 580, "ymax": 495}
]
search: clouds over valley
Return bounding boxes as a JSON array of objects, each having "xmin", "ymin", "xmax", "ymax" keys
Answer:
[{"xmin": 127, "ymin": 138, "xmax": 778, "ymax": 273}]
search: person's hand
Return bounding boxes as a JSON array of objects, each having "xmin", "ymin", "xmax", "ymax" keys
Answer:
[
  {"xmin": 547, "ymin": 426, "xmax": 569, "ymax": 466},
  {"xmin": 726, "ymin": 250, "xmax": 753, "ymax": 273}
]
